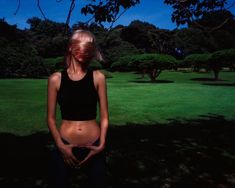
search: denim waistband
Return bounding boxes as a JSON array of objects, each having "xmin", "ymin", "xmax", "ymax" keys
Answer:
[{"xmin": 61, "ymin": 137, "xmax": 100, "ymax": 147}]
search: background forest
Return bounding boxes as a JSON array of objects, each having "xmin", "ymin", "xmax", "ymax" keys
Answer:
[{"xmin": 1, "ymin": 7, "xmax": 235, "ymax": 79}]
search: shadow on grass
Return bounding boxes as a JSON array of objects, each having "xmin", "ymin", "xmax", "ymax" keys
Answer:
[
  {"xmin": 1, "ymin": 115, "xmax": 235, "ymax": 188},
  {"xmin": 129, "ymin": 80, "xmax": 174, "ymax": 84},
  {"xmin": 190, "ymin": 78, "xmax": 226, "ymax": 81},
  {"xmin": 202, "ymin": 83, "xmax": 235, "ymax": 87}
]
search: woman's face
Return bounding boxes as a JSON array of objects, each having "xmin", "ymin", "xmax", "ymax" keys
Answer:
[
  {"xmin": 69, "ymin": 31, "xmax": 96, "ymax": 63},
  {"xmin": 70, "ymin": 41, "xmax": 95, "ymax": 63},
  {"xmin": 72, "ymin": 47, "xmax": 89, "ymax": 63}
]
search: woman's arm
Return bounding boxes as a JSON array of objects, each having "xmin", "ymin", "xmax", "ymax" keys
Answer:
[
  {"xmin": 47, "ymin": 72, "xmax": 79, "ymax": 168},
  {"xmin": 77, "ymin": 70, "xmax": 109, "ymax": 166},
  {"xmin": 96, "ymin": 70, "xmax": 109, "ymax": 148},
  {"xmin": 47, "ymin": 72, "xmax": 64, "ymax": 147}
]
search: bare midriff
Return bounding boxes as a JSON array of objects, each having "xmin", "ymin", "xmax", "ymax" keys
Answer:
[{"xmin": 59, "ymin": 119, "xmax": 100, "ymax": 146}]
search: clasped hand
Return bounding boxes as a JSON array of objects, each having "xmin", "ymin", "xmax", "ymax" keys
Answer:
[{"xmin": 59, "ymin": 143, "xmax": 105, "ymax": 168}]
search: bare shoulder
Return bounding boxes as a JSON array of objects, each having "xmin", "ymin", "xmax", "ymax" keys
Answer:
[
  {"xmin": 93, "ymin": 70, "xmax": 106, "ymax": 91},
  {"xmin": 48, "ymin": 71, "xmax": 61, "ymax": 82},
  {"xmin": 48, "ymin": 71, "xmax": 61, "ymax": 89},
  {"xmin": 93, "ymin": 70, "xmax": 105, "ymax": 82}
]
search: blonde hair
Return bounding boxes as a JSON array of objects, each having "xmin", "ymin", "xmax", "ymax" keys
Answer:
[{"xmin": 65, "ymin": 30, "xmax": 104, "ymax": 68}]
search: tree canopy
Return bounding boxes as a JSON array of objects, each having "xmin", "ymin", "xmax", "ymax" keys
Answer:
[
  {"xmin": 184, "ymin": 48, "xmax": 235, "ymax": 80},
  {"xmin": 13, "ymin": 0, "xmax": 140, "ymax": 34},
  {"xmin": 0, "ymin": 19, "xmax": 47, "ymax": 78},
  {"xmin": 128, "ymin": 53, "xmax": 178, "ymax": 81},
  {"xmin": 164, "ymin": 0, "xmax": 228, "ymax": 27}
]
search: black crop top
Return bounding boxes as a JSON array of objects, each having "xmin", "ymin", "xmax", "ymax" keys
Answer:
[{"xmin": 57, "ymin": 68, "xmax": 99, "ymax": 121}]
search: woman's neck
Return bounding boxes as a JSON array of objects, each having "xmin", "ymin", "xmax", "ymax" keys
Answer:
[{"xmin": 69, "ymin": 56, "xmax": 86, "ymax": 73}]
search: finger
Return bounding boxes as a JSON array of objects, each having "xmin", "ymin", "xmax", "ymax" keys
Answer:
[
  {"xmin": 79, "ymin": 152, "xmax": 94, "ymax": 166},
  {"xmin": 62, "ymin": 155, "xmax": 69, "ymax": 163},
  {"xmin": 64, "ymin": 155, "xmax": 76, "ymax": 167},
  {"xmin": 68, "ymin": 143, "xmax": 77, "ymax": 148},
  {"xmin": 70, "ymin": 153, "xmax": 80, "ymax": 164},
  {"xmin": 64, "ymin": 158, "xmax": 71, "ymax": 167},
  {"xmin": 66, "ymin": 160, "xmax": 72, "ymax": 167},
  {"xmin": 66, "ymin": 145, "xmax": 80, "ymax": 164},
  {"xmin": 84, "ymin": 145, "xmax": 97, "ymax": 150},
  {"xmin": 69, "ymin": 158, "xmax": 78, "ymax": 168}
]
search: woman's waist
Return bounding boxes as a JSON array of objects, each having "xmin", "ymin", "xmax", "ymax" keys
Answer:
[
  {"xmin": 59, "ymin": 119, "xmax": 100, "ymax": 145},
  {"xmin": 60, "ymin": 119, "xmax": 99, "ymax": 133}
]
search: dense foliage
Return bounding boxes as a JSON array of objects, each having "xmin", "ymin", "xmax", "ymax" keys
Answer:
[
  {"xmin": 184, "ymin": 48, "xmax": 235, "ymax": 80},
  {"xmin": 0, "ymin": 19, "xmax": 47, "ymax": 78},
  {"xmin": 112, "ymin": 53, "xmax": 178, "ymax": 81},
  {"xmin": 164, "ymin": 0, "xmax": 227, "ymax": 26},
  {"xmin": 1, "ymin": 2, "xmax": 235, "ymax": 78},
  {"xmin": 81, "ymin": 0, "xmax": 140, "ymax": 25}
]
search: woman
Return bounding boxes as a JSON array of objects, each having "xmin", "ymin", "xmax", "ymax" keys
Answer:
[{"xmin": 47, "ymin": 30, "xmax": 109, "ymax": 188}]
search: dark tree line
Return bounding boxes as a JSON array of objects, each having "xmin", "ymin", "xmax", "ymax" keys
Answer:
[
  {"xmin": 1, "ymin": 0, "xmax": 235, "ymax": 78},
  {"xmin": 0, "ymin": 19, "xmax": 47, "ymax": 78}
]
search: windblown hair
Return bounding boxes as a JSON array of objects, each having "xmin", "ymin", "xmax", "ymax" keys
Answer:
[{"xmin": 64, "ymin": 30, "xmax": 103, "ymax": 69}]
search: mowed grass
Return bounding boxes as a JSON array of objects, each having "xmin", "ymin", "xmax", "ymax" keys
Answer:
[{"xmin": 0, "ymin": 70, "xmax": 235, "ymax": 135}]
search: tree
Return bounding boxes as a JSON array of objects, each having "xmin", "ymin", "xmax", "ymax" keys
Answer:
[
  {"xmin": 173, "ymin": 27, "xmax": 218, "ymax": 55},
  {"xmin": 43, "ymin": 55, "xmax": 103, "ymax": 74},
  {"xmin": 121, "ymin": 20, "xmax": 158, "ymax": 52},
  {"xmin": 128, "ymin": 53, "xmax": 178, "ymax": 81},
  {"xmin": 211, "ymin": 48, "xmax": 235, "ymax": 77},
  {"xmin": 193, "ymin": 10, "xmax": 235, "ymax": 49},
  {"xmin": 184, "ymin": 48, "xmax": 235, "ymax": 80},
  {"xmin": 190, "ymin": 9, "xmax": 235, "ymax": 32},
  {"xmin": 0, "ymin": 19, "xmax": 47, "ymax": 78},
  {"xmin": 154, "ymin": 29, "xmax": 176, "ymax": 55},
  {"xmin": 14, "ymin": 0, "xmax": 140, "ymax": 34},
  {"xmin": 164, "ymin": 0, "xmax": 229, "ymax": 28},
  {"xmin": 26, "ymin": 17, "xmax": 69, "ymax": 58},
  {"xmin": 89, "ymin": 60, "xmax": 103, "ymax": 70},
  {"xmin": 110, "ymin": 55, "xmax": 137, "ymax": 71},
  {"xmin": 26, "ymin": 17, "xmax": 68, "ymax": 37},
  {"xmin": 172, "ymin": 9, "xmax": 235, "ymax": 55},
  {"xmin": 43, "ymin": 56, "xmax": 64, "ymax": 74},
  {"xmin": 121, "ymin": 20, "xmax": 177, "ymax": 56},
  {"xmin": 184, "ymin": 53, "xmax": 212, "ymax": 72},
  {"xmin": 103, "ymin": 28, "xmax": 140, "ymax": 67}
]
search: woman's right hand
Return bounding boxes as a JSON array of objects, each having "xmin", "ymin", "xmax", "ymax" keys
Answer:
[{"xmin": 57, "ymin": 143, "xmax": 80, "ymax": 168}]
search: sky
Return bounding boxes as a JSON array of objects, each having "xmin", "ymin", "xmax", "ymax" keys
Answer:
[{"xmin": 0, "ymin": 0, "xmax": 235, "ymax": 31}]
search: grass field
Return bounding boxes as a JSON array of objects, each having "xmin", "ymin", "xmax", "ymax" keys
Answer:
[{"xmin": 0, "ymin": 70, "xmax": 235, "ymax": 135}]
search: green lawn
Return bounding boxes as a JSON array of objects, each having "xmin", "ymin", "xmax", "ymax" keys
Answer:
[{"xmin": 0, "ymin": 70, "xmax": 235, "ymax": 135}]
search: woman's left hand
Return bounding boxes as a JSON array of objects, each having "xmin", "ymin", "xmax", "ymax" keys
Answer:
[{"xmin": 78, "ymin": 144, "xmax": 105, "ymax": 166}]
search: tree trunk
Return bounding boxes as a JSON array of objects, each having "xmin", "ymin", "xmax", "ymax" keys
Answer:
[
  {"xmin": 142, "ymin": 69, "xmax": 147, "ymax": 78},
  {"xmin": 149, "ymin": 68, "xmax": 156, "ymax": 81},
  {"xmin": 230, "ymin": 62, "xmax": 235, "ymax": 71},
  {"xmin": 149, "ymin": 69, "xmax": 162, "ymax": 82},
  {"xmin": 213, "ymin": 69, "xmax": 219, "ymax": 81}
]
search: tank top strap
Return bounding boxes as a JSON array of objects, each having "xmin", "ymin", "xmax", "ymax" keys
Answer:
[
  {"xmin": 88, "ymin": 68, "xmax": 95, "ymax": 84},
  {"xmin": 60, "ymin": 69, "xmax": 67, "ymax": 82}
]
